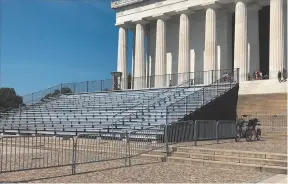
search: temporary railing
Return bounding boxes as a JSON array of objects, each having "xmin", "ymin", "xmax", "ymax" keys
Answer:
[
  {"xmin": 0, "ymin": 135, "xmax": 74, "ymax": 174},
  {"xmin": 110, "ymin": 83, "xmax": 187, "ymax": 118},
  {"xmin": 110, "ymin": 69, "xmax": 234, "ymax": 131},
  {"xmin": 239, "ymin": 114, "xmax": 287, "ymax": 128},
  {"xmin": 21, "ymin": 69, "xmax": 232, "ymax": 105},
  {"xmin": 109, "ymin": 79, "xmax": 194, "ymax": 133},
  {"xmin": 0, "ymin": 119, "xmax": 237, "ymax": 177},
  {"xmin": 110, "ymin": 76, "xmax": 193, "ymax": 124},
  {"xmin": 193, "ymin": 120, "xmax": 237, "ymax": 146},
  {"xmin": 166, "ymin": 68, "xmax": 239, "ymax": 126},
  {"xmin": 216, "ymin": 120, "xmax": 237, "ymax": 143}
]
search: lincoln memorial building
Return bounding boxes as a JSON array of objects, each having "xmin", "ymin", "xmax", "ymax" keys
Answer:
[{"xmin": 111, "ymin": 0, "xmax": 287, "ymax": 89}]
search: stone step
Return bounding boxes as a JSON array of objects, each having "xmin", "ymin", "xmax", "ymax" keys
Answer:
[
  {"xmin": 173, "ymin": 147, "xmax": 287, "ymax": 161},
  {"xmin": 262, "ymin": 131, "xmax": 287, "ymax": 134},
  {"xmin": 166, "ymin": 156, "xmax": 287, "ymax": 174},
  {"xmin": 136, "ymin": 154, "xmax": 165, "ymax": 162},
  {"xmin": 257, "ymin": 174, "xmax": 287, "ymax": 183},
  {"xmin": 138, "ymin": 153, "xmax": 287, "ymax": 174},
  {"xmin": 169, "ymin": 152, "xmax": 287, "ymax": 167},
  {"xmin": 262, "ymin": 135, "xmax": 287, "ymax": 139}
]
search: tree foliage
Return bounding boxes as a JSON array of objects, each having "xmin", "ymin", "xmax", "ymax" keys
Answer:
[
  {"xmin": 103, "ymin": 88, "xmax": 111, "ymax": 91},
  {"xmin": 41, "ymin": 87, "xmax": 72, "ymax": 101},
  {"xmin": 0, "ymin": 88, "xmax": 23, "ymax": 112},
  {"xmin": 61, "ymin": 87, "xmax": 72, "ymax": 94}
]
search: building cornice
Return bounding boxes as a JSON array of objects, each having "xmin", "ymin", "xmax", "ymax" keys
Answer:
[
  {"xmin": 114, "ymin": 0, "xmax": 271, "ymax": 26},
  {"xmin": 111, "ymin": 0, "xmax": 146, "ymax": 9}
]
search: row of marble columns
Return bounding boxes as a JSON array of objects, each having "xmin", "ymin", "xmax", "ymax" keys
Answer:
[
  {"xmin": 269, "ymin": 0, "xmax": 285, "ymax": 79},
  {"xmin": 117, "ymin": 0, "xmax": 285, "ymax": 89}
]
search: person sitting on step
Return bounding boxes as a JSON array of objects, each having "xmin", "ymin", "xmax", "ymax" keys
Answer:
[
  {"xmin": 278, "ymin": 71, "xmax": 282, "ymax": 82},
  {"xmin": 283, "ymin": 68, "xmax": 287, "ymax": 82}
]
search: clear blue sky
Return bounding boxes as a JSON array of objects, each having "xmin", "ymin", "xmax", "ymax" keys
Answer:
[{"xmin": 0, "ymin": 0, "xmax": 133, "ymax": 95}]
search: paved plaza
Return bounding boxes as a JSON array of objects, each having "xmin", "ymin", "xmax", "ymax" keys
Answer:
[{"xmin": 0, "ymin": 159, "xmax": 275, "ymax": 183}]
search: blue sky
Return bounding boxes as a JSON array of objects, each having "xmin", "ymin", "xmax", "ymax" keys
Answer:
[{"xmin": 0, "ymin": 0, "xmax": 133, "ymax": 95}]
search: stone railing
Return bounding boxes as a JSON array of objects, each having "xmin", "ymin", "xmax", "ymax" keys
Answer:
[{"xmin": 111, "ymin": 0, "xmax": 145, "ymax": 9}]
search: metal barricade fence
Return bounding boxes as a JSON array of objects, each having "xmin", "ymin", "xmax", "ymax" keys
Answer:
[
  {"xmin": 128, "ymin": 126, "xmax": 166, "ymax": 157},
  {"xmin": 216, "ymin": 120, "xmax": 237, "ymax": 143},
  {"xmin": 0, "ymin": 135, "xmax": 74, "ymax": 173},
  {"xmin": 239, "ymin": 114, "xmax": 287, "ymax": 128},
  {"xmin": 0, "ymin": 120, "xmax": 237, "ymax": 175},
  {"xmin": 194, "ymin": 120, "xmax": 236, "ymax": 146},
  {"xmin": 0, "ymin": 129, "xmax": 165, "ymax": 175},
  {"xmin": 74, "ymin": 132, "xmax": 128, "ymax": 164}
]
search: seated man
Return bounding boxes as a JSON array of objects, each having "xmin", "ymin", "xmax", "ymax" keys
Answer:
[
  {"xmin": 247, "ymin": 118, "xmax": 259, "ymax": 127},
  {"xmin": 278, "ymin": 71, "xmax": 282, "ymax": 82},
  {"xmin": 283, "ymin": 68, "xmax": 287, "ymax": 82}
]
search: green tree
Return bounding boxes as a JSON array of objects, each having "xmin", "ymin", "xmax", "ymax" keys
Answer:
[
  {"xmin": 61, "ymin": 87, "xmax": 72, "ymax": 94},
  {"xmin": 0, "ymin": 88, "xmax": 23, "ymax": 112},
  {"xmin": 103, "ymin": 88, "xmax": 111, "ymax": 91},
  {"xmin": 41, "ymin": 87, "xmax": 72, "ymax": 101}
]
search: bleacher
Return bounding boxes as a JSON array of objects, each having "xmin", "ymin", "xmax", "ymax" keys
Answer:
[{"xmin": 0, "ymin": 71, "xmax": 238, "ymax": 139}]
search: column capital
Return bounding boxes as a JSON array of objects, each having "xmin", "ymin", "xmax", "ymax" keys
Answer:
[
  {"xmin": 233, "ymin": 0, "xmax": 251, "ymax": 5},
  {"xmin": 116, "ymin": 25, "xmax": 128, "ymax": 30},
  {"xmin": 116, "ymin": 21, "xmax": 134, "ymax": 29},
  {"xmin": 175, "ymin": 8, "xmax": 194, "ymax": 15},
  {"xmin": 152, "ymin": 13, "xmax": 170, "ymax": 21},
  {"xmin": 133, "ymin": 19, "xmax": 149, "ymax": 25}
]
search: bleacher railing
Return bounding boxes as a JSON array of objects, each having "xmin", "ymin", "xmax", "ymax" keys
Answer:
[
  {"xmin": 110, "ymin": 75, "xmax": 195, "ymax": 126},
  {"xmin": 21, "ymin": 69, "xmax": 231, "ymax": 105},
  {"xmin": 107, "ymin": 68, "xmax": 233, "ymax": 132},
  {"xmin": 166, "ymin": 68, "xmax": 239, "ymax": 126}
]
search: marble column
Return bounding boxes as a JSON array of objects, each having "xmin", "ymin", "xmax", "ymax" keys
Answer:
[
  {"xmin": 247, "ymin": 5, "xmax": 260, "ymax": 77},
  {"xmin": 131, "ymin": 29, "xmax": 135, "ymax": 89},
  {"xmin": 155, "ymin": 17, "xmax": 168, "ymax": 88},
  {"xmin": 269, "ymin": 0, "xmax": 284, "ymax": 80},
  {"xmin": 117, "ymin": 26, "xmax": 128, "ymax": 89},
  {"xmin": 178, "ymin": 13, "xmax": 190, "ymax": 85},
  {"xmin": 234, "ymin": 1, "xmax": 248, "ymax": 82},
  {"xmin": 134, "ymin": 23, "xmax": 146, "ymax": 89},
  {"xmin": 204, "ymin": 7, "xmax": 217, "ymax": 84},
  {"xmin": 146, "ymin": 28, "xmax": 150, "ymax": 88}
]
